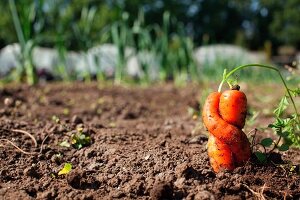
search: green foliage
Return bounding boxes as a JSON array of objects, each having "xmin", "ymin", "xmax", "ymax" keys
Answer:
[
  {"xmin": 1, "ymin": 0, "xmax": 300, "ymax": 50},
  {"xmin": 111, "ymin": 12, "xmax": 132, "ymax": 84},
  {"xmin": 71, "ymin": 133, "xmax": 91, "ymax": 149},
  {"xmin": 51, "ymin": 115, "xmax": 60, "ymax": 123},
  {"xmin": 2, "ymin": 1, "xmax": 299, "ymax": 84},
  {"xmin": 278, "ymin": 143, "xmax": 289, "ymax": 151},
  {"xmin": 1, "ymin": 0, "xmax": 119, "ymax": 50},
  {"xmin": 254, "ymin": 82, "xmax": 299, "ymax": 163},
  {"xmin": 269, "ymin": 84, "xmax": 300, "ymax": 147},
  {"xmin": 273, "ymin": 96, "xmax": 289, "ymax": 117},
  {"xmin": 260, "ymin": 138, "xmax": 273, "ymax": 147},
  {"xmin": 72, "ymin": 6, "xmax": 97, "ymax": 82},
  {"xmin": 59, "ymin": 127, "xmax": 91, "ymax": 149},
  {"xmin": 253, "ymin": 91, "xmax": 299, "ymax": 163},
  {"xmin": 254, "ymin": 152, "xmax": 267, "ymax": 163},
  {"xmin": 71, "ymin": 128, "xmax": 91, "ymax": 149},
  {"xmin": 58, "ymin": 163, "xmax": 72, "ymax": 175},
  {"xmin": 264, "ymin": 0, "xmax": 300, "ymax": 46},
  {"xmin": 9, "ymin": 0, "xmax": 38, "ymax": 85}
]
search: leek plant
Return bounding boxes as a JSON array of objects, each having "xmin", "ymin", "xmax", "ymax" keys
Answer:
[
  {"xmin": 132, "ymin": 10, "xmax": 154, "ymax": 83},
  {"xmin": 111, "ymin": 12, "xmax": 134, "ymax": 84},
  {"xmin": 72, "ymin": 6, "xmax": 97, "ymax": 82},
  {"xmin": 55, "ymin": 33, "xmax": 71, "ymax": 81},
  {"xmin": 9, "ymin": 0, "xmax": 37, "ymax": 85}
]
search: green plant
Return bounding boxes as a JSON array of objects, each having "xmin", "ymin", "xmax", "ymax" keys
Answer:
[
  {"xmin": 72, "ymin": 6, "xmax": 97, "ymax": 82},
  {"xmin": 3, "ymin": 4, "xmax": 284, "ymax": 85},
  {"xmin": 218, "ymin": 64, "xmax": 300, "ymax": 163},
  {"xmin": 71, "ymin": 130, "xmax": 91, "ymax": 149},
  {"xmin": 60, "ymin": 127, "xmax": 91, "ymax": 149},
  {"xmin": 58, "ymin": 163, "xmax": 72, "ymax": 175},
  {"xmin": 52, "ymin": 115, "xmax": 60, "ymax": 124},
  {"xmin": 55, "ymin": 33, "xmax": 71, "ymax": 81},
  {"xmin": 110, "ymin": 12, "xmax": 134, "ymax": 84},
  {"xmin": 132, "ymin": 9, "xmax": 153, "ymax": 83},
  {"xmin": 9, "ymin": 0, "xmax": 38, "ymax": 85}
]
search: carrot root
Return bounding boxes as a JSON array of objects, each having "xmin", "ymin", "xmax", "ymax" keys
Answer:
[{"xmin": 202, "ymin": 90, "xmax": 251, "ymax": 172}]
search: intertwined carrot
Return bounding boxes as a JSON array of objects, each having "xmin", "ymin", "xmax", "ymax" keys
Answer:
[{"xmin": 202, "ymin": 86, "xmax": 251, "ymax": 172}]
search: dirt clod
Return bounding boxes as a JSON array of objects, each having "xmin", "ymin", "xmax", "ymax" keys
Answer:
[
  {"xmin": 71, "ymin": 115, "xmax": 83, "ymax": 124},
  {"xmin": 150, "ymin": 182, "xmax": 173, "ymax": 200}
]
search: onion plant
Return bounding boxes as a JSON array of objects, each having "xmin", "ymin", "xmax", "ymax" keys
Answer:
[
  {"xmin": 72, "ymin": 6, "xmax": 97, "ymax": 82},
  {"xmin": 55, "ymin": 33, "xmax": 70, "ymax": 81},
  {"xmin": 9, "ymin": 0, "xmax": 37, "ymax": 85},
  {"xmin": 111, "ymin": 12, "xmax": 134, "ymax": 84}
]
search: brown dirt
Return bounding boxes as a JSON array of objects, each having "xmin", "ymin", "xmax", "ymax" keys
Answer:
[{"xmin": 0, "ymin": 82, "xmax": 299, "ymax": 200}]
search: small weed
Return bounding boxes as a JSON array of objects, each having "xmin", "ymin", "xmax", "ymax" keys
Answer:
[
  {"xmin": 253, "ymin": 95, "xmax": 299, "ymax": 163},
  {"xmin": 63, "ymin": 108, "xmax": 70, "ymax": 115},
  {"xmin": 59, "ymin": 127, "xmax": 91, "ymax": 149},
  {"xmin": 52, "ymin": 115, "xmax": 60, "ymax": 124},
  {"xmin": 71, "ymin": 128, "xmax": 91, "ymax": 149},
  {"xmin": 50, "ymin": 173, "xmax": 56, "ymax": 179},
  {"xmin": 71, "ymin": 132, "xmax": 91, "ymax": 149},
  {"xmin": 252, "ymin": 76, "xmax": 299, "ymax": 163},
  {"xmin": 58, "ymin": 163, "xmax": 72, "ymax": 175}
]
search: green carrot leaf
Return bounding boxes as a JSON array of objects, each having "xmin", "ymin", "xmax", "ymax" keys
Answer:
[
  {"xmin": 278, "ymin": 144, "xmax": 289, "ymax": 151},
  {"xmin": 274, "ymin": 96, "xmax": 289, "ymax": 117},
  {"xmin": 260, "ymin": 138, "xmax": 273, "ymax": 147},
  {"xmin": 255, "ymin": 152, "xmax": 267, "ymax": 163}
]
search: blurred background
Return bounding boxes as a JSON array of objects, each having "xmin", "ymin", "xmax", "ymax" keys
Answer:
[{"xmin": 0, "ymin": 0, "xmax": 299, "ymax": 85}]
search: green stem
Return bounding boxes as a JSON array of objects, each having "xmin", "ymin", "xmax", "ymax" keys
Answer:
[
  {"xmin": 9, "ymin": 0, "xmax": 26, "ymax": 47},
  {"xmin": 268, "ymin": 135, "xmax": 282, "ymax": 157},
  {"xmin": 218, "ymin": 64, "xmax": 300, "ymax": 124}
]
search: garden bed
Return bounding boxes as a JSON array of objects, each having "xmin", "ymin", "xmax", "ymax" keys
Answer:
[{"xmin": 0, "ymin": 82, "xmax": 299, "ymax": 199}]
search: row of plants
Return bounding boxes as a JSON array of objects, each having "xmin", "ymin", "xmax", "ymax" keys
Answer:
[{"xmin": 4, "ymin": 0, "xmax": 284, "ymax": 85}]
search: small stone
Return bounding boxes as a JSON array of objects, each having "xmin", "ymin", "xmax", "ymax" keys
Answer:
[
  {"xmin": 4, "ymin": 97, "xmax": 14, "ymax": 107},
  {"xmin": 144, "ymin": 154, "xmax": 151, "ymax": 160},
  {"xmin": 71, "ymin": 115, "xmax": 83, "ymax": 124}
]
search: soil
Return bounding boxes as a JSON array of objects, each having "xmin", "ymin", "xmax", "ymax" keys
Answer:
[{"xmin": 0, "ymin": 82, "xmax": 300, "ymax": 200}]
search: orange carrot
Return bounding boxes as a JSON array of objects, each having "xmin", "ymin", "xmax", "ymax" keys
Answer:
[
  {"xmin": 219, "ymin": 86, "xmax": 247, "ymax": 129},
  {"xmin": 207, "ymin": 135, "xmax": 234, "ymax": 172},
  {"xmin": 202, "ymin": 88, "xmax": 251, "ymax": 172}
]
